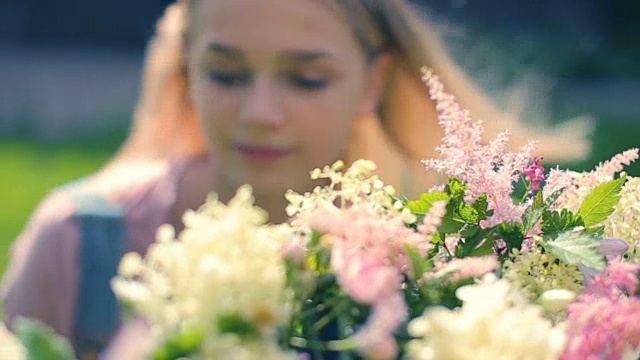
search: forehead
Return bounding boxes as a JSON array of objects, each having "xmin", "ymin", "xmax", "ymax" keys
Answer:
[{"xmin": 190, "ymin": 0, "xmax": 361, "ymax": 56}]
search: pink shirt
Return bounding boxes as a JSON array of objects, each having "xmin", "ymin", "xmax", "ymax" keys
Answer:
[{"xmin": 1, "ymin": 157, "xmax": 190, "ymax": 343}]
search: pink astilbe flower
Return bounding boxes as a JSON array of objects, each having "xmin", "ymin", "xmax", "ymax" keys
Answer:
[
  {"xmin": 307, "ymin": 204, "xmax": 436, "ymax": 281},
  {"xmin": 426, "ymin": 255, "xmax": 500, "ymax": 284},
  {"xmin": 593, "ymin": 149, "xmax": 639, "ymax": 181},
  {"xmin": 581, "ymin": 260, "xmax": 640, "ymax": 300},
  {"xmin": 331, "ymin": 244, "xmax": 402, "ymax": 303},
  {"xmin": 353, "ymin": 292, "xmax": 407, "ymax": 360},
  {"xmin": 420, "ymin": 68, "xmax": 536, "ymax": 228},
  {"xmin": 304, "ymin": 203, "xmax": 440, "ymax": 359},
  {"xmin": 546, "ymin": 149, "xmax": 639, "ymax": 212},
  {"xmin": 561, "ymin": 261, "xmax": 640, "ymax": 360},
  {"xmin": 417, "ymin": 200, "xmax": 447, "ymax": 238}
]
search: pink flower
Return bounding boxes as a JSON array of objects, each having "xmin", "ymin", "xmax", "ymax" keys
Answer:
[
  {"xmin": 435, "ymin": 256, "xmax": 500, "ymax": 283},
  {"xmin": 353, "ymin": 292, "xmax": 407, "ymax": 360},
  {"xmin": 303, "ymin": 205, "xmax": 416, "ymax": 359},
  {"xmin": 420, "ymin": 69, "xmax": 535, "ymax": 229},
  {"xmin": 562, "ymin": 298, "xmax": 640, "ymax": 360},
  {"xmin": 305, "ymin": 205, "xmax": 432, "ymax": 284},
  {"xmin": 417, "ymin": 200, "xmax": 447, "ymax": 237},
  {"xmin": 524, "ymin": 157, "xmax": 545, "ymax": 192},
  {"xmin": 593, "ymin": 149, "xmax": 639, "ymax": 181},
  {"xmin": 331, "ymin": 244, "xmax": 401, "ymax": 304},
  {"xmin": 599, "ymin": 238, "xmax": 630, "ymax": 262},
  {"xmin": 562, "ymin": 261, "xmax": 640, "ymax": 360},
  {"xmin": 582, "ymin": 260, "xmax": 640, "ymax": 300},
  {"xmin": 546, "ymin": 149, "xmax": 639, "ymax": 211},
  {"xmin": 281, "ymin": 232, "xmax": 308, "ymax": 265}
]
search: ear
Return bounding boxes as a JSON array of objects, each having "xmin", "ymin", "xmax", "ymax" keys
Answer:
[{"xmin": 359, "ymin": 52, "xmax": 396, "ymax": 115}]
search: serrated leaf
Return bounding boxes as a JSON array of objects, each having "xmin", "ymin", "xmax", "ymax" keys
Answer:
[
  {"xmin": 457, "ymin": 225, "xmax": 495, "ymax": 257},
  {"xmin": 406, "ymin": 191, "xmax": 449, "ymax": 215},
  {"xmin": 15, "ymin": 318, "xmax": 75, "ymax": 360},
  {"xmin": 578, "ymin": 176, "xmax": 626, "ymax": 228},
  {"xmin": 457, "ymin": 201, "xmax": 479, "ymax": 223},
  {"xmin": 498, "ymin": 222, "xmax": 525, "ymax": 251},
  {"xmin": 523, "ymin": 188, "xmax": 565, "ymax": 234},
  {"xmin": 542, "ymin": 209, "xmax": 584, "ymax": 235},
  {"xmin": 446, "ymin": 178, "xmax": 466, "ymax": 200},
  {"xmin": 545, "ymin": 187, "xmax": 567, "ymax": 208},
  {"xmin": 523, "ymin": 191, "xmax": 545, "ymax": 233},
  {"xmin": 471, "ymin": 193, "xmax": 492, "ymax": 220},
  {"xmin": 542, "ymin": 231, "xmax": 605, "ymax": 270}
]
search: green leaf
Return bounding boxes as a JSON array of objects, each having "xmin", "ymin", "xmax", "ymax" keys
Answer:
[
  {"xmin": 439, "ymin": 179, "xmax": 492, "ymax": 233},
  {"xmin": 523, "ymin": 191, "xmax": 545, "ymax": 234},
  {"xmin": 471, "ymin": 193, "xmax": 492, "ymax": 220},
  {"xmin": 541, "ymin": 231, "xmax": 605, "ymax": 270},
  {"xmin": 523, "ymin": 188, "xmax": 566, "ymax": 234},
  {"xmin": 15, "ymin": 318, "xmax": 75, "ymax": 360},
  {"xmin": 309, "ymin": 230, "xmax": 323, "ymax": 248},
  {"xmin": 578, "ymin": 176, "xmax": 626, "ymax": 228},
  {"xmin": 217, "ymin": 313, "xmax": 260, "ymax": 339},
  {"xmin": 457, "ymin": 225, "xmax": 495, "ymax": 257},
  {"xmin": 405, "ymin": 245, "xmax": 431, "ymax": 281},
  {"xmin": 446, "ymin": 178, "xmax": 466, "ymax": 200},
  {"xmin": 498, "ymin": 222, "xmax": 525, "ymax": 251},
  {"xmin": 151, "ymin": 327, "xmax": 204, "ymax": 360},
  {"xmin": 457, "ymin": 201, "xmax": 479, "ymax": 223},
  {"xmin": 406, "ymin": 191, "xmax": 449, "ymax": 215},
  {"xmin": 542, "ymin": 209, "xmax": 584, "ymax": 235}
]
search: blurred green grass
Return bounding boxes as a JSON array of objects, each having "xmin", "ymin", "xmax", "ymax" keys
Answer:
[{"xmin": 0, "ymin": 117, "xmax": 639, "ymax": 280}]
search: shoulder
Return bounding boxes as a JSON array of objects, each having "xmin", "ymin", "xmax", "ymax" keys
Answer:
[
  {"xmin": 15, "ymin": 189, "xmax": 80, "ymax": 255},
  {"xmin": 84, "ymin": 158, "xmax": 190, "ymax": 210},
  {"xmin": 1, "ymin": 189, "xmax": 79, "ymax": 290},
  {"xmin": 1, "ymin": 189, "xmax": 82, "ymax": 336}
]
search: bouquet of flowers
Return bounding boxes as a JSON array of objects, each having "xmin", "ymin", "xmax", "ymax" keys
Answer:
[{"xmin": 5, "ymin": 69, "xmax": 640, "ymax": 360}]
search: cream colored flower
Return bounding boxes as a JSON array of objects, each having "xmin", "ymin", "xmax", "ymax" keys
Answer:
[
  {"xmin": 503, "ymin": 246, "xmax": 583, "ymax": 302},
  {"xmin": 0, "ymin": 324, "xmax": 25, "ymax": 360},
  {"xmin": 406, "ymin": 275, "xmax": 565, "ymax": 360},
  {"xmin": 112, "ymin": 185, "xmax": 295, "ymax": 358},
  {"xmin": 285, "ymin": 159, "xmax": 401, "ymax": 225},
  {"xmin": 603, "ymin": 176, "xmax": 640, "ymax": 263}
]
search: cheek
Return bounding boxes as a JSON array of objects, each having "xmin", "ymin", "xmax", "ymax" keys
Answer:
[
  {"xmin": 290, "ymin": 86, "xmax": 363, "ymax": 160},
  {"xmin": 192, "ymin": 82, "xmax": 240, "ymax": 138}
]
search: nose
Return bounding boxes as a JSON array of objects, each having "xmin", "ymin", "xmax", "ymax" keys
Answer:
[{"xmin": 240, "ymin": 75, "xmax": 285, "ymax": 128}]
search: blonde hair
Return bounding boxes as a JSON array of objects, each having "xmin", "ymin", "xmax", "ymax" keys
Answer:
[{"xmin": 106, "ymin": 0, "xmax": 592, "ymax": 197}]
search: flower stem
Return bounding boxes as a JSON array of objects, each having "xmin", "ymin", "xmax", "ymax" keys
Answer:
[{"xmin": 289, "ymin": 337, "xmax": 356, "ymax": 352}]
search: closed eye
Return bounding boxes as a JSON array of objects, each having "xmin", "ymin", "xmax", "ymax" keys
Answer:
[
  {"xmin": 289, "ymin": 75, "xmax": 329, "ymax": 91},
  {"xmin": 208, "ymin": 71, "xmax": 252, "ymax": 87}
]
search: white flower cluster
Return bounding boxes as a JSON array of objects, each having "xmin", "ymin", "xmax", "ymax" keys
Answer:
[
  {"xmin": 604, "ymin": 176, "xmax": 640, "ymax": 263},
  {"xmin": 112, "ymin": 185, "xmax": 296, "ymax": 359},
  {"xmin": 502, "ymin": 247, "xmax": 583, "ymax": 303},
  {"xmin": 285, "ymin": 159, "xmax": 415, "ymax": 223},
  {"xmin": 0, "ymin": 324, "xmax": 25, "ymax": 360},
  {"xmin": 406, "ymin": 275, "xmax": 566, "ymax": 360}
]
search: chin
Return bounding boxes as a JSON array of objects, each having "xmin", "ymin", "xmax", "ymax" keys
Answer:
[{"xmin": 240, "ymin": 176, "xmax": 292, "ymax": 196}]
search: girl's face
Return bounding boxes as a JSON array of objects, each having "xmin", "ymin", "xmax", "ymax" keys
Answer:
[{"xmin": 186, "ymin": 0, "xmax": 386, "ymax": 196}]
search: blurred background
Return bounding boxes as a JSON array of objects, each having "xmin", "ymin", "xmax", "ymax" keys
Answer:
[{"xmin": 1, "ymin": 0, "xmax": 639, "ymax": 276}]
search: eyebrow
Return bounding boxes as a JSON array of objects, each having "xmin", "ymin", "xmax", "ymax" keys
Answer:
[
  {"xmin": 207, "ymin": 43, "xmax": 243, "ymax": 57},
  {"xmin": 206, "ymin": 42, "xmax": 334, "ymax": 62}
]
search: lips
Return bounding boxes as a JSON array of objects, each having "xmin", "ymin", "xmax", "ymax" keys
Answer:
[{"xmin": 235, "ymin": 144, "xmax": 294, "ymax": 161}]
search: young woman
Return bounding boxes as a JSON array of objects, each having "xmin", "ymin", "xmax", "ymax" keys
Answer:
[{"xmin": 1, "ymin": 0, "xmax": 592, "ymax": 357}]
